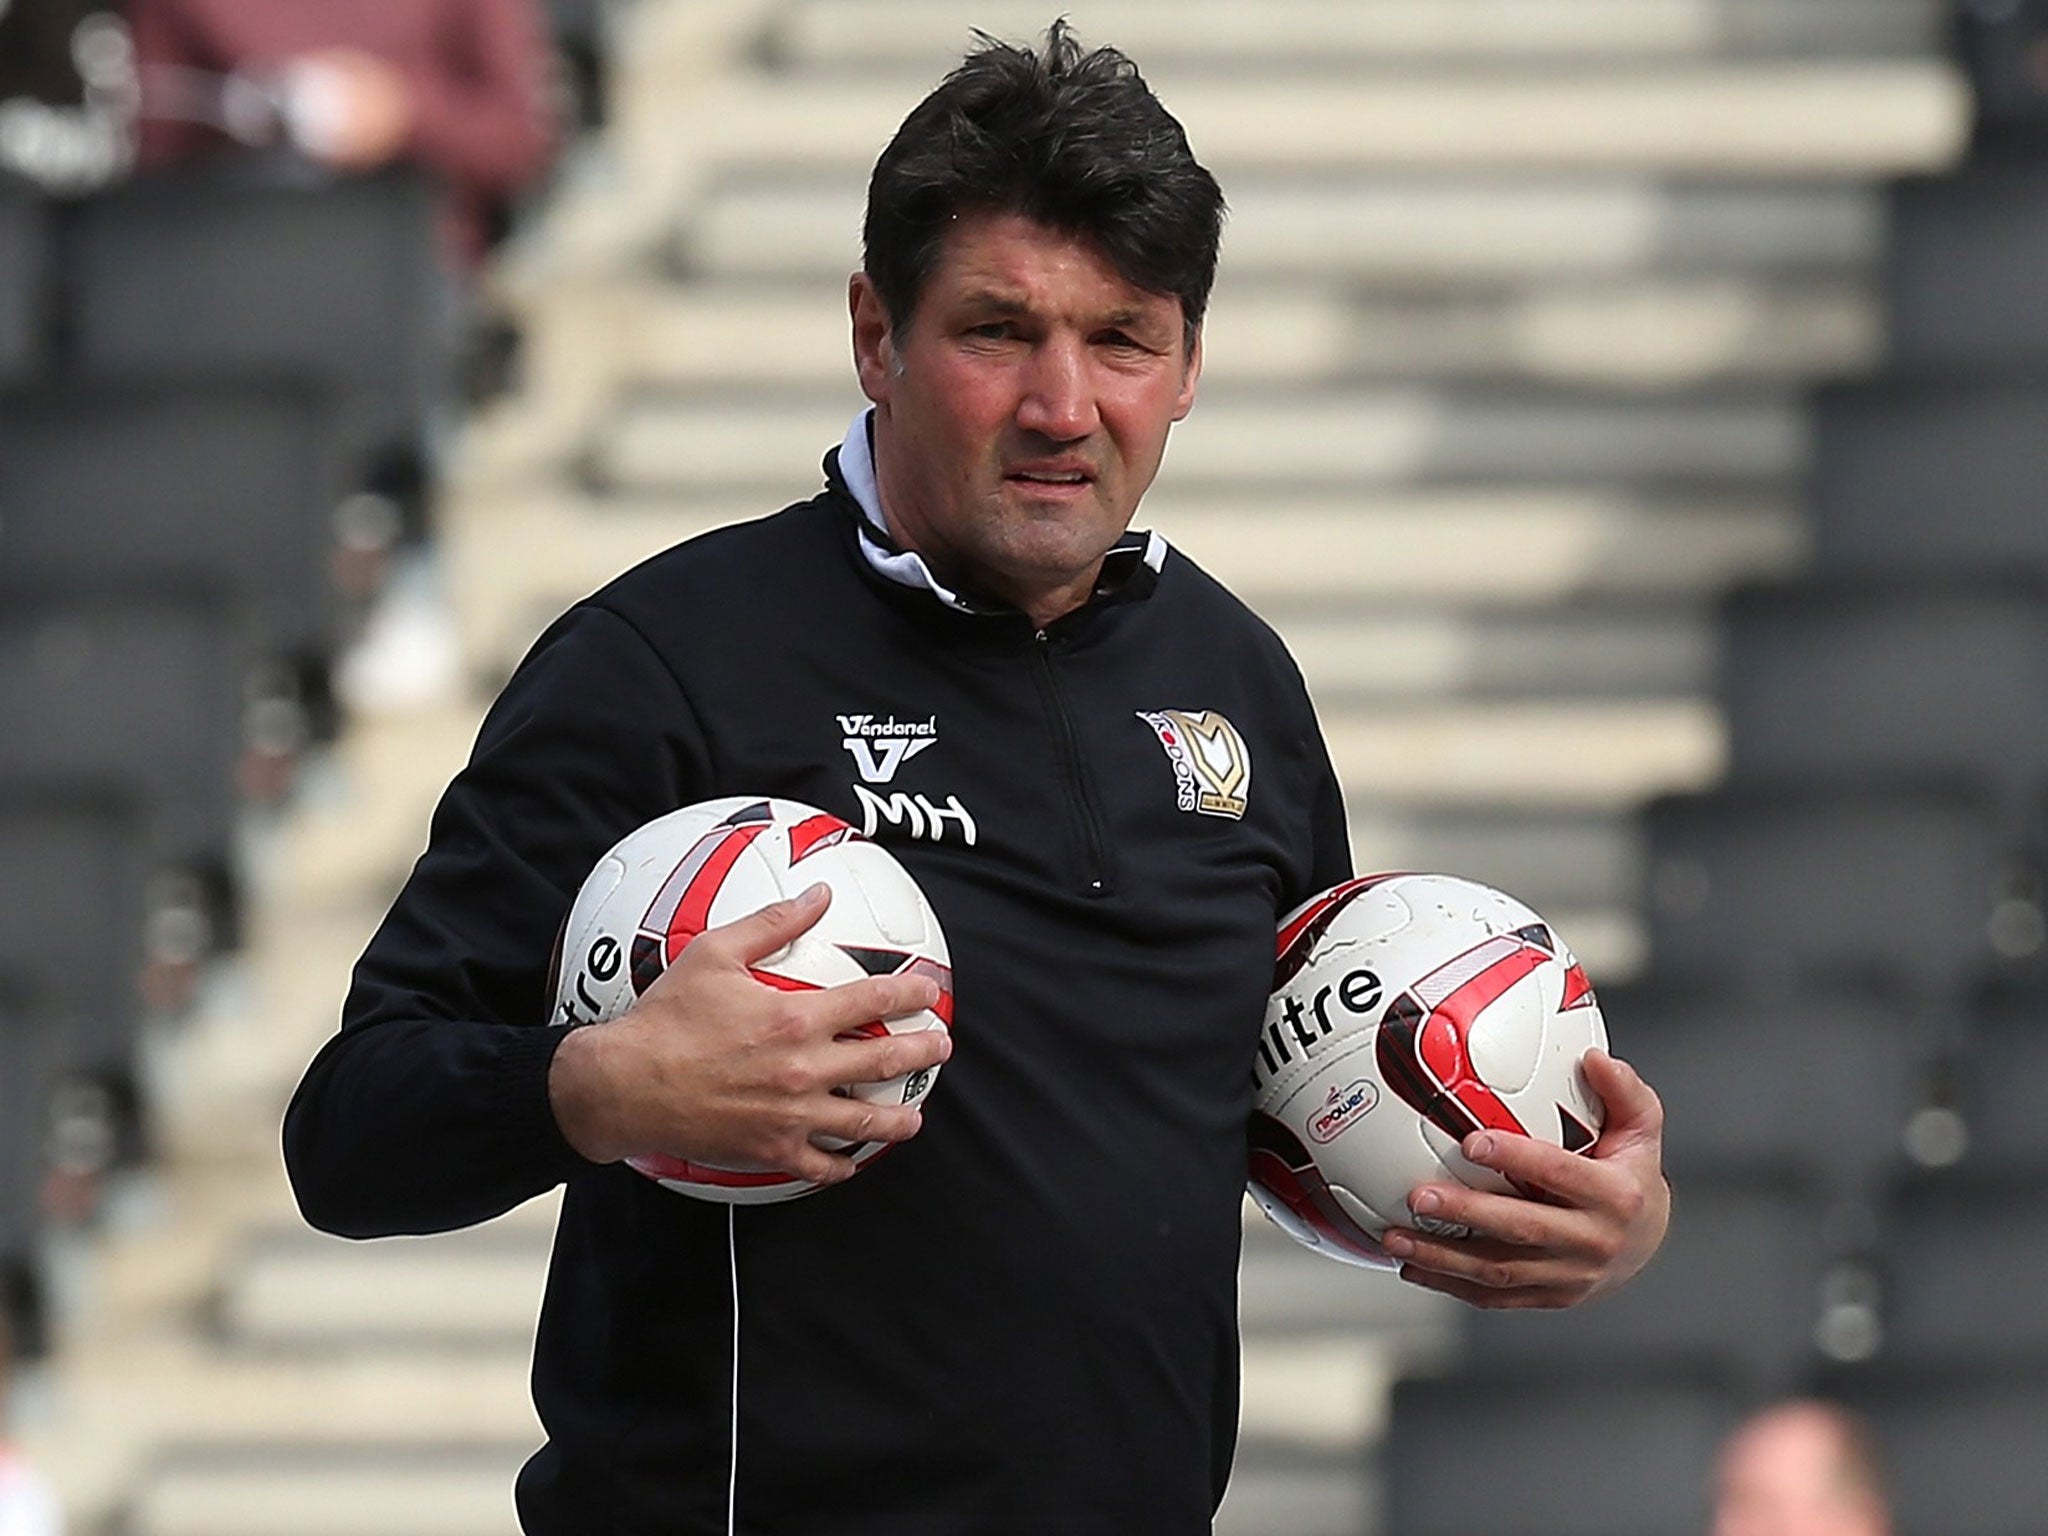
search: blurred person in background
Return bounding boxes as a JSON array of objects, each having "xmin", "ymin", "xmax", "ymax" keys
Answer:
[
  {"xmin": 1712, "ymin": 1400, "xmax": 1890, "ymax": 1536},
  {"xmin": 0, "ymin": 0, "xmax": 135, "ymax": 193},
  {"xmin": 125, "ymin": 0, "xmax": 557, "ymax": 268},
  {"xmin": 0, "ymin": 1315, "xmax": 60, "ymax": 1536}
]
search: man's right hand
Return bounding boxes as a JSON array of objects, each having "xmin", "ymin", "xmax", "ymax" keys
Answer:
[{"xmin": 546, "ymin": 883, "xmax": 950, "ymax": 1186}]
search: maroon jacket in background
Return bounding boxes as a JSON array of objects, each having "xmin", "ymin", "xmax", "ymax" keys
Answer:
[{"xmin": 128, "ymin": 0, "xmax": 556, "ymax": 263}]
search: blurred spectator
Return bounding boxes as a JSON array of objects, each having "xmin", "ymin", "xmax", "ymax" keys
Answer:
[
  {"xmin": 0, "ymin": 1313, "xmax": 60, "ymax": 1536},
  {"xmin": 126, "ymin": 0, "xmax": 556, "ymax": 265},
  {"xmin": 0, "ymin": 0, "xmax": 136, "ymax": 193},
  {"xmin": 1712, "ymin": 1400, "xmax": 1890, "ymax": 1536}
]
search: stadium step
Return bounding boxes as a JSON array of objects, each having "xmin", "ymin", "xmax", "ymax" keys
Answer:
[
  {"xmin": 1218, "ymin": 1441, "xmax": 1379, "ymax": 1536},
  {"xmin": 216, "ymin": 1225, "xmax": 552, "ymax": 1351},
  {"xmin": 596, "ymin": 277, "xmax": 1880, "ymax": 389},
  {"xmin": 1324, "ymin": 698, "xmax": 1723, "ymax": 809},
  {"xmin": 672, "ymin": 177, "xmax": 1888, "ymax": 288},
  {"xmin": 444, "ymin": 482, "xmax": 1800, "ymax": 679},
  {"xmin": 765, "ymin": 0, "xmax": 1946, "ymax": 69},
  {"xmin": 665, "ymin": 65, "xmax": 1967, "ymax": 179},
  {"xmin": 588, "ymin": 387, "xmax": 1807, "ymax": 497},
  {"xmin": 123, "ymin": 1445, "xmax": 532, "ymax": 1536}
]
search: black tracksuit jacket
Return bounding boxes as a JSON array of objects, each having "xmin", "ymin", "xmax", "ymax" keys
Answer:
[{"xmin": 283, "ymin": 461, "xmax": 1352, "ymax": 1535}]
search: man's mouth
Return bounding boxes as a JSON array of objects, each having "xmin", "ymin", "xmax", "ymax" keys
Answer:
[{"xmin": 1007, "ymin": 468, "xmax": 1093, "ymax": 487}]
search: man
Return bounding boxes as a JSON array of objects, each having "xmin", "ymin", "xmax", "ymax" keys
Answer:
[
  {"xmin": 127, "ymin": 0, "xmax": 555, "ymax": 266},
  {"xmin": 1712, "ymin": 1401, "xmax": 1891, "ymax": 1536},
  {"xmin": 284, "ymin": 25, "xmax": 1668, "ymax": 1534}
]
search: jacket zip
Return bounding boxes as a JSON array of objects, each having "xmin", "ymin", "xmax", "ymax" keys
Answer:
[{"xmin": 1031, "ymin": 629, "xmax": 1113, "ymax": 897}]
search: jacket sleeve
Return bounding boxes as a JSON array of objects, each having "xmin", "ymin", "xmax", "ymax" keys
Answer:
[
  {"xmin": 1302, "ymin": 720, "xmax": 1354, "ymax": 897},
  {"xmin": 282, "ymin": 602, "xmax": 712, "ymax": 1238}
]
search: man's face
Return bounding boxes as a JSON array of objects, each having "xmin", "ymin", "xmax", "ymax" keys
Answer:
[{"xmin": 851, "ymin": 211, "xmax": 1201, "ymax": 626}]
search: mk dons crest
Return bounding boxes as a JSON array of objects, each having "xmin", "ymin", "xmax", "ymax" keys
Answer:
[{"xmin": 1138, "ymin": 709, "xmax": 1253, "ymax": 820}]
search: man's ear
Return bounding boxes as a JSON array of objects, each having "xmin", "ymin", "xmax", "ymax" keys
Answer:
[
  {"xmin": 1173, "ymin": 325, "xmax": 1203, "ymax": 422},
  {"xmin": 851, "ymin": 274, "xmax": 897, "ymax": 405}
]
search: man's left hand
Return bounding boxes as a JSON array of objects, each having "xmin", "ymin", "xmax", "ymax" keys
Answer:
[{"xmin": 1380, "ymin": 1049, "xmax": 1670, "ymax": 1310}]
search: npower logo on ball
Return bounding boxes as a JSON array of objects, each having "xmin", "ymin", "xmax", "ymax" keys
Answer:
[{"xmin": 1310, "ymin": 1080, "xmax": 1380, "ymax": 1143}]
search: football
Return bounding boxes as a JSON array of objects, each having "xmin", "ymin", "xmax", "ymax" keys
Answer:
[
  {"xmin": 1248, "ymin": 873, "xmax": 1607, "ymax": 1268},
  {"xmin": 550, "ymin": 796, "xmax": 953, "ymax": 1203}
]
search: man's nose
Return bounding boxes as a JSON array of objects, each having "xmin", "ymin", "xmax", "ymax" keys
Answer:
[{"xmin": 1015, "ymin": 337, "xmax": 1098, "ymax": 441}]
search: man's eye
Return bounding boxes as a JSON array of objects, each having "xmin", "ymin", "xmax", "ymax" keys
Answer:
[{"xmin": 968, "ymin": 322, "xmax": 1012, "ymax": 340}]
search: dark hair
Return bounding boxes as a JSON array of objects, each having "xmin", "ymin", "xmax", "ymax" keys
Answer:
[{"xmin": 862, "ymin": 20, "xmax": 1224, "ymax": 348}]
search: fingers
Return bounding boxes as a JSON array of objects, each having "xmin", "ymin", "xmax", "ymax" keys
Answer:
[
  {"xmin": 1395, "ymin": 1262, "xmax": 1583, "ymax": 1311},
  {"xmin": 823, "ymin": 1020, "xmax": 952, "ymax": 1089},
  {"xmin": 1581, "ymin": 1049, "xmax": 1665, "ymax": 1143},
  {"xmin": 703, "ymin": 883, "xmax": 834, "ymax": 966},
  {"xmin": 1382, "ymin": 1219, "xmax": 1608, "ymax": 1308},
  {"xmin": 810, "ymin": 1095, "xmax": 925, "ymax": 1151},
  {"xmin": 813, "ymin": 970, "xmax": 943, "ymax": 1035},
  {"xmin": 1458, "ymin": 1127, "xmax": 1624, "ymax": 1207}
]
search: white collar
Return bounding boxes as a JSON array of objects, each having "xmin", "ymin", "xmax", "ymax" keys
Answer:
[{"xmin": 837, "ymin": 408, "xmax": 1170, "ymax": 613}]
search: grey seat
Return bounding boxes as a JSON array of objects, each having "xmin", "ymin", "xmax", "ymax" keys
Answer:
[
  {"xmin": 1721, "ymin": 584, "xmax": 2048, "ymax": 818},
  {"xmin": 1385, "ymin": 1368, "xmax": 1741, "ymax": 1536},
  {"xmin": 68, "ymin": 163, "xmax": 441, "ymax": 490},
  {"xmin": 1810, "ymin": 383, "xmax": 2048, "ymax": 578},
  {"xmin": 1955, "ymin": 992, "xmax": 2048, "ymax": 1176},
  {"xmin": 1839, "ymin": 1370, "xmax": 2048, "ymax": 1536},
  {"xmin": 0, "ymin": 971, "xmax": 57, "ymax": 1358},
  {"xmin": 1878, "ymin": 1176, "xmax": 2048, "ymax": 1368},
  {"xmin": 1644, "ymin": 785, "xmax": 2004, "ymax": 999},
  {"xmin": 1885, "ymin": 165, "xmax": 2048, "ymax": 371},
  {"xmin": 0, "ymin": 782, "xmax": 149, "ymax": 1085},
  {"xmin": 0, "ymin": 383, "xmax": 342, "ymax": 657},
  {"xmin": 1603, "ymin": 983, "xmax": 1917, "ymax": 1195},
  {"xmin": 1460, "ymin": 1175, "xmax": 1830, "ymax": 1395},
  {"xmin": 0, "ymin": 586, "xmax": 247, "ymax": 881},
  {"xmin": 0, "ymin": 180, "xmax": 47, "ymax": 385}
]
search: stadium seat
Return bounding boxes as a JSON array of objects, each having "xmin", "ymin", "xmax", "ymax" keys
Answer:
[
  {"xmin": 1720, "ymin": 583, "xmax": 2048, "ymax": 813},
  {"xmin": 1643, "ymin": 784, "xmax": 2004, "ymax": 999},
  {"xmin": 0, "ymin": 180, "xmax": 48, "ymax": 385},
  {"xmin": 67, "ymin": 164, "xmax": 441, "ymax": 496},
  {"xmin": 1458, "ymin": 1174, "xmax": 1830, "ymax": 1393},
  {"xmin": 1836, "ymin": 1369, "xmax": 2048, "ymax": 1536},
  {"xmin": 1877, "ymin": 1175, "xmax": 2048, "ymax": 1368},
  {"xmin": 1385, "ymin": 1367, "xmax": 1741, "ymax": 1536},
  {"xmin": 0, "ymin": 970, "xmax": 57, "ymax": 1359},
  {"xmin": 1602, "ymin": 983, "xmax": 1917, "ymax": 1193},
  {"xmin": 0, "ymin": 782, "xmax": 149, "ymax": 1090},
  {"xmin": 0, "ymin": 383, "xmax": 344, "ymax": 659},
  {"xmin": 1886, "ymin": 165, "xmax": 2048, "ymax": 370},
  {"xmin": 1954, "ymin": 991, "xmax": 2048, "ymax": 1176},
  {"xmin": 0, "ymin": 586, "xmax": 248, "ymax": 901},
  {"xmin": 1810, "ymin": 383, "xmax": 2048, "ymax": 577}
]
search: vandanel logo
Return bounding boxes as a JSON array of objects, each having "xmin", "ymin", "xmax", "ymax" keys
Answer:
[{"xmin": 1136, "ymin": 709, "xmax": 1252, "ymax": 820}]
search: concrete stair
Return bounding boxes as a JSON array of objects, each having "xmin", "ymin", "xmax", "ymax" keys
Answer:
[
  {"xmin": 618, "ymin": 277, "xmax": 1881, "ymax": 388},
  {"xmin": 675, "ymin": 178, "xmax": 1895, "ymax": 287},
  {"xmin": 766, "ymin": 0, "xmax": 1947, "ymax": 68},
  {"xmin": 663, "ymin": 66, "xmax": 1967, "ymax": 180},
  {"xmin": 589, "ymin": 385, "xmax": 1808, "ymax": 494}
]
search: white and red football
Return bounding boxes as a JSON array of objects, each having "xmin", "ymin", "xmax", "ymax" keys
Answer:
[
  {"xmin": 1248, "ymin": 873, "xmax": 1607, "ymax": 1268},
  {"xmin": 550, "ymin": 796, "xmax": 952, "ymax": 1203}
]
